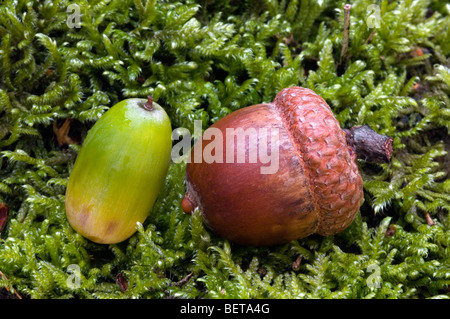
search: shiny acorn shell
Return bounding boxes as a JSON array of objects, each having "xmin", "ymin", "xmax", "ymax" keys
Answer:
[{"xmin": 65, "ymin": 98, "xmax": 172, "ymax": 244}]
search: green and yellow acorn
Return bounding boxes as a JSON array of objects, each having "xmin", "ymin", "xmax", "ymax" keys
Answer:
[{"xmin": 65, "ymin": 97, "xmax": 172, "ymax": 244}]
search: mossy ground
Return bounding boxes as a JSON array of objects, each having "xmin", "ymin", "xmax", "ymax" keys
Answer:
[{"xmin": 0, "ymin": 0, "xmax": 449, "ymax": 299}]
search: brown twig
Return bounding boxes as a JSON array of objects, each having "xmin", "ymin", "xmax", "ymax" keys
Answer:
[
  {"xmin": 53, "ymin": 118, "xmax": 78, "ymax": 147},
  {"xmin": 343, "ymin": 125, "xmax": 393, "ymax": 164},
  {"xmin": 340, "ymin": 4, "xmax": 352, "ymax": 65},
  {"xmin": 171, "ymin": 272, "xmax": 193, "ymax": 287},
  {"xmin": 0, "ymin": 269, "xmax": 22, "ymax": 299},
  {"xmin": 364, "ymin": 29, "xmax": 376, "ymax": 45}
]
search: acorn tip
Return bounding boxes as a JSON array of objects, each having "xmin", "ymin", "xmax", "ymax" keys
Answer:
[
  {"xmin": 142, "ymin": 95, "xmax": 154, "ymax": 111},
  {"xmin": 181, "ymin": 195, "xmax": 195, "ymax": 214}
]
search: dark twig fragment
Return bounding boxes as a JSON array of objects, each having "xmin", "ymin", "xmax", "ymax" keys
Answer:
[
  {"xmin": 171, "ymin": 272, "xmax": 193, "ymax": 287},
  {"xmin": 343, "ymin": 125, "xmax": 394, "ymax": 163}
]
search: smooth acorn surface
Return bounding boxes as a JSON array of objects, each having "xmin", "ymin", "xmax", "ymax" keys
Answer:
[
  {"xmin": 182, "ymin": 86, "xmax": 393, "ymax": 246},
  {"xmin": 65, "ymin": 97, "xmax": 172, "ymax": 244}
]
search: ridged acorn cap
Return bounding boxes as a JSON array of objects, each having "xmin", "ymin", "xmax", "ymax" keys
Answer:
[{"xmin": 272, "ymin": 86, "xmax": 363, "ymax": 236}]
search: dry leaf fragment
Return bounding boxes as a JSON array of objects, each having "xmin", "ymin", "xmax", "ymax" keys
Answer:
[
  {"xmin": 385, "ymin": 224, "xmax": 396, "ymax": 237},
  {"xmin": 116, "ymin": 272, "xmax": 128, "ymax": 292},
  {"xmin": 53, "ymin": 118, "xmax": 78, "ymax": 147},
  {"xmin": 0, "ymin": 203, "xmax": 9, "ymax": 235}
]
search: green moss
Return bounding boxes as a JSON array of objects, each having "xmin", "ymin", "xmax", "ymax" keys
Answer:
[{"xmin": 0, "ymin": 0, "xmax": 449, "ymax": 299}]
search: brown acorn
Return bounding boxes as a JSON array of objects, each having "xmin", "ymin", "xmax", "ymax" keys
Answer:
[{"xmin": 181, "ymin": 86, "xmax": 393, "ymax": 246}]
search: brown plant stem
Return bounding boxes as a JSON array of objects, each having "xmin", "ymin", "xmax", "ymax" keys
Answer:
[
  {"xmin": 364, "ymin": 29, "xmax": 377, "ymax": 45},
  {"xmin": 340, "ymin": 4, "xmax": 352, "ymax": 65},
  {"xmin": 0, "ymin": 270, "xmax": 22, "ymax": 299}
]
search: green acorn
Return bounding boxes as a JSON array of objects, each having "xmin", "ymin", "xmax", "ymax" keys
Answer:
[{"xmin": 65, "ymin": 97, "xmax": 172, "ymax": 244}]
